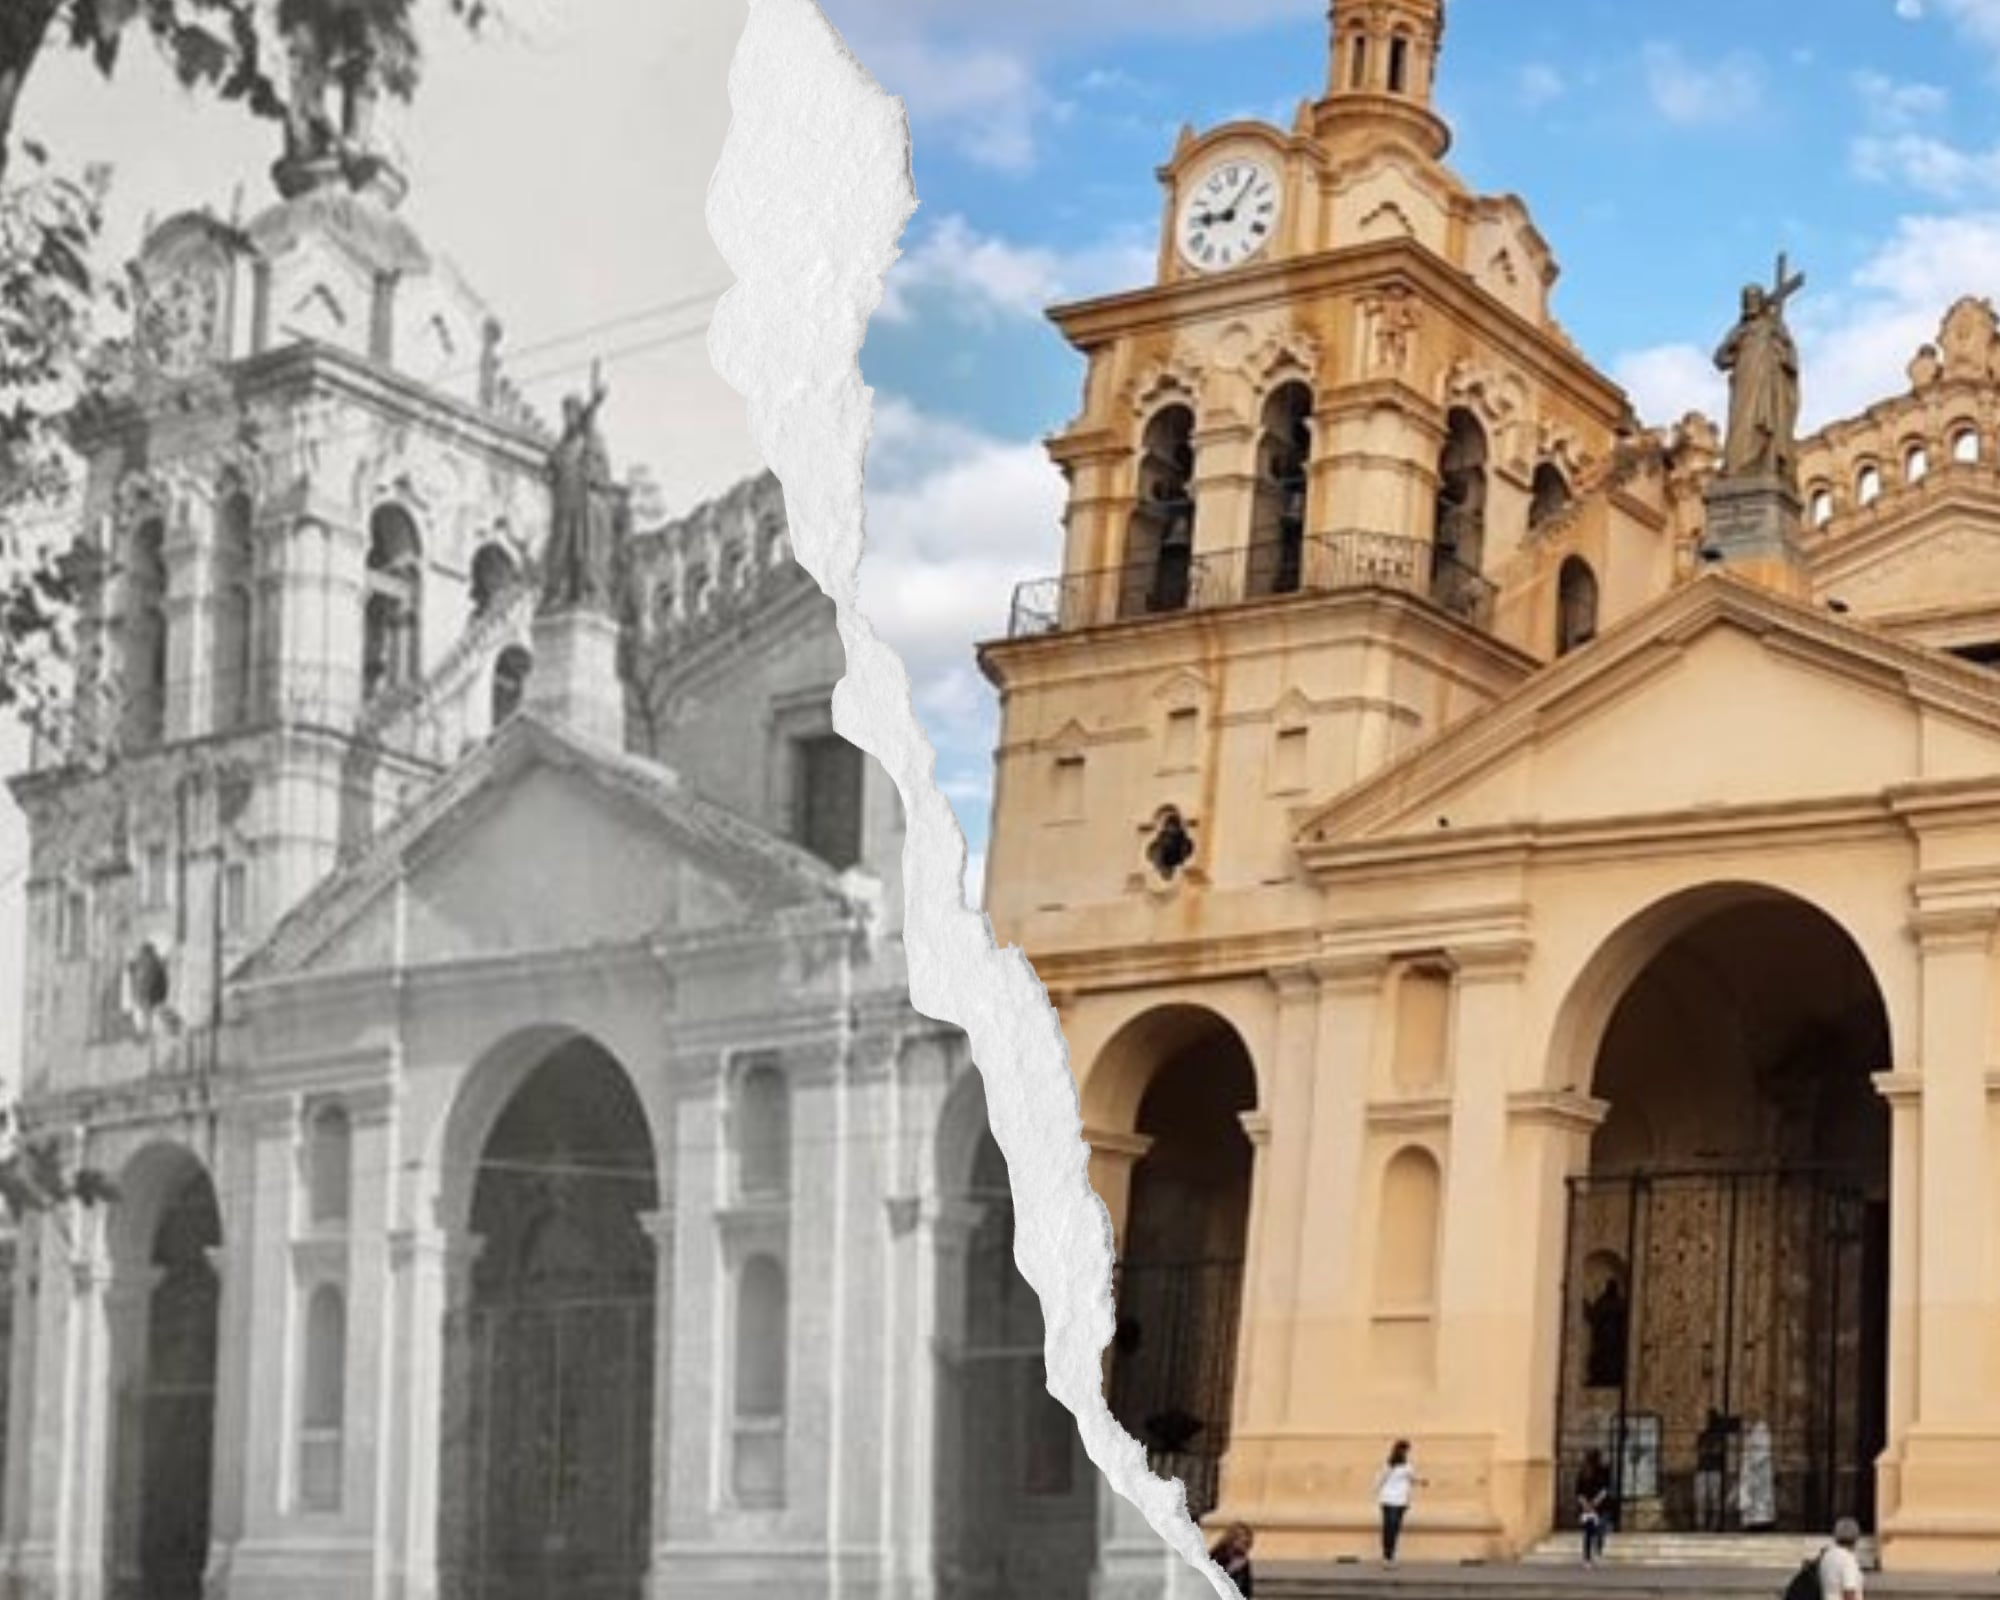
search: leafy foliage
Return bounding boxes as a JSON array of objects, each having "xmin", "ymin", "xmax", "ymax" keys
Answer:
[{"xmin": 0, "ymin": 0, "xmax": 487, "ymax": 746}]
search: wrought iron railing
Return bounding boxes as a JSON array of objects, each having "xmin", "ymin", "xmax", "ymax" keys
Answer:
[{"xmin": 1006, "ymin": 530, "xmax": 1497, "ymax": 639}]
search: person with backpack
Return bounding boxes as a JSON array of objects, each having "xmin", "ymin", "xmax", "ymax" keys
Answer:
[
  {"xmin": 1576, "ymin": 1449, "xmax": 1613, "ymax": 1565},
  {"xmin": 1374, "ymin": 1439, "xmax": 1425, "ymax": 1565},
  {"xmin": 1784, "ymin": 1517, "xmax": 1863, "ymax": 1600}
]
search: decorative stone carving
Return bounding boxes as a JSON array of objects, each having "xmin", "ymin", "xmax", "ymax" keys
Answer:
[
  {"xmin": 1126, "ymin": 356, "xmax": 1204, "ymax": 419},
  {"xmin": 1361, "ymin": 285, "xmax": 1422, "ymax": 375},
  {"xmin": 137, "ymin": 266, "xmax": 223, "ymax": 379},
  {"xmin": 1938, "ymin": 296, "xmax": 2000, "ymax": 382}
]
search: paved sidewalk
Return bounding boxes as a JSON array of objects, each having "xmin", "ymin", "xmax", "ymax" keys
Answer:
[{"xmin": 1261, "ymin": 1562, "xmax": 2000, "ymax": 1599}]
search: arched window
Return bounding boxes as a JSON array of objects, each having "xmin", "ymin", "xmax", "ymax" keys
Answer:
[
  {"xmin": 1556, "ymin": 556, "xmax": 1600, "ymax": 657},
  {"xmin": 1856, "ymin": 464, "xmax": 1882, "ymax": 507},
  {"xmin": 1809, "ymin": 486, "xmax": 1835, "ymax": 528},
  {"xmin": 734, "ymin": 1059, "xmax": 790, "ymax": 1201},
  {"xmin": 298, "ymin": 1284, "xmax": 347, "ymax": 1511},
  {"xmin": 758, "ymin": 512, "xmax": 788, "ymax": 570},
  {"xmin": 490, "ymin": 645, "xmax": 531, "ymax": 727},
  {"xmin": 1953, "ymin": 425, "xmax": 1981, "ymax": 464},
  {"xmin": 307, "ymin": 1102, "xmax": 351, "ymax": 1227},
  {"xmin": 124, "ymin": 516, "xmax": 169, "ymax": 747},
  {"xmin": 213, "ymin": 489, "xmax": 256, "ymax": 731},
  {"xmin": 720, "ymin": 542, "xmax": 744, "ymax": 596},
  {"xmin": 1388, "ymin": 33, "xmax": 1411, "ymax": 94},
  {"xmin": 362, "ymin": 505, "xmax": 423, "ymax": 701},
  {"xmin": 1529, "ymin": 463, "xmax": 1573, "ymax": 533},
  {"xmin": 1350, "ymin": 31, "xmax": 1369, "ymax": 89},
  {"xmin": 1433, "ymin": 409, "xmax": 1488, "ymax": 614},
  {"xmin": 1250, "ymin": 382, "xmax": 1312, "ymax": 598},
  {"xmin": 732, "ymin": 1255, "xmax": 788, "ymax": 1507},
  {"xmin": 1123, "ymin": 404, "xmax": 1197, "ymax": 620},
  {"xmin": 469, "ymin": 541, "xmax": 517, "ymax": 618},
  {"xmin": 687, "ymin": 566, "xmax": 712, "ymax": 617},
  {"xmin": 1905, "ymin": 444, "xmax": 1930, "ymax": 484}
]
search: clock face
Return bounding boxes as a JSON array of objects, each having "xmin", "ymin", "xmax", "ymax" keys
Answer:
[{"xmin": 1177, "ymin": 160, "xmax": 1281, "ymax": 274}]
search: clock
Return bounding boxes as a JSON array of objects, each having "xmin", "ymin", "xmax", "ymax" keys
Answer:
[{"xmin": 1177, "ymin": 159, "xmax": 1282, "ymax": 274}]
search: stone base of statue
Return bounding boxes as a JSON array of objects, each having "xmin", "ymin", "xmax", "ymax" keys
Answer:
[
  {"xmin": 1700, "ymin": 475, "xmax": 1810, "ymax": 599},
  {"xmin": 526, "ymin": 607, "xmax": 625, "ymax": 747}
]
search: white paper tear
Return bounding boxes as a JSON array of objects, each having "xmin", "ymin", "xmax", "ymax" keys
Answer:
[{"xmin": 705, "ymin": 3, "xmax": 1230, "ymax": 1595}]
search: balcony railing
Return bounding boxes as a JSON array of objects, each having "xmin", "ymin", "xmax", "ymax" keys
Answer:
[{"xmin": 1006, "ymin": 530, "xmax": 1498, "ymax": 639}]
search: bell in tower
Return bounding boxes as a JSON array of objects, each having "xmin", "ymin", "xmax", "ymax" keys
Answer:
[
  {"xmin": 1317, "ymin": 0, "xmax": 1451, "ymax": 161},
  {"xmin": 272, "ymin": 10, "xmax": 410, "ymax": 209}
]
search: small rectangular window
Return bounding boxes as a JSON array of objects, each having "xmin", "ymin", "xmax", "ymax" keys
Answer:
[
  {"xmin": 1271, "ymin": 727, "xmax": 1308, "ymax": 794},
  {"xmin": 1163, "ymin": 708, "xmax": 1198, "ymax": 769},
  {"xmin": 143, "ymin": 844, "xmax": 169, "ymax": 910},
  {"xmin": 1052, "ymin": 754, "xmax": 1086, "ymax": 821},
  {"xmin": 792, "ymin": 733, "xmax": 866, "ymax": 871},
  {"xmin": 61, "ymin": 890, "xmax": 88, "ymax": 962},
  {"xmin": 222, "ymin": 862, "xmax": 249, "ymax": 936}
]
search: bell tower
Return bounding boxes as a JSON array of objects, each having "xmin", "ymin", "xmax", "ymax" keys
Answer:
[{"xmin": 1316, "ymin": 0, "xmax": 1450, "ymax": 160}]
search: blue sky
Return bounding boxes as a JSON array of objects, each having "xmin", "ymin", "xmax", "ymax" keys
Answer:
[{"xmin": 820, "ymin": 0, "xmax": 2000, "ymax": 896}]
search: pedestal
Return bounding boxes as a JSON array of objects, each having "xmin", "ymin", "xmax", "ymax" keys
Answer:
[
  {"xmin": 1700, "ymin": 477, "xmax": 1810, "ymax": 599},
  {"xmin": 525, "ymin": 608, "xmax": 625, "ymax": 747}
]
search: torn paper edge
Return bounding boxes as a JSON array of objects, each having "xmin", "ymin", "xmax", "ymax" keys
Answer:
[{"xmin": 704, "ymin": 2, "xmax": 1231, "ymax": 1594}]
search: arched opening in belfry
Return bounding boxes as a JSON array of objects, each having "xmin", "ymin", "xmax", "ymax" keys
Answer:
[
  {"xmin": 490, "ymin": 644, "xmax": 532, "ymax": 728},
  {"xmin": 1093, "ymin": 1005, "xmax": 1257, "ymax": 1520},
  {"xmin": 1122, "ymin": 405, "xmax": 1197, "ymax": 620},
  {"xmin": 933, "ymin": 1065, "xmax": 1096, "ymax": 1599},
  {"xmin": 470, "ymin": 541, "xmax": 518, "ymax": 619},
  {"xmin": 123, "ymin": 516, "xmax": 170, "ymax": 748},
  {"xmin": 1530, "ymin": 462, "xmax": 1573, "ymax": 535},
  {"xmin": 1556, "ymin": 555, "xmax": 1599, "ymax": 657},
  {"xmin": 440, "ymin": 1035, "xmax": 659, "ymax": 1600},
  {"xmin": 362, "ymin": 505, "xmax": 423, "ymax": 702},
  {"xmin": 1249, "ymin": 381, "xmax": 1313, "ymax": 599},
  {"xmin": 1553, "ymin": 888, "xmax": 1891, "ymax": 1539},
  {"xmin": 1432, "ymin": 409, "xmax": 1489, "ymax": 619},
  {"xmin": 1388, "ymin": 32, "xmax": 1412, "ymax": 94},
  {"xmin": 107, "ymin": 1145, "xmax": 222, "ymax": 1600},
  {"xmin": 212, "ymin": 487, "xmax": 257, "ymax": 731}
]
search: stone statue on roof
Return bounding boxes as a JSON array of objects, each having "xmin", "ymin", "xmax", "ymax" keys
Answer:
[
  {"xmin": 1714, "ymin": 254, "xmax": 1804, "ymax": 488},
  {"xmin": 540, "ymin": 363, "xmax": 618, "ymax": 617}
]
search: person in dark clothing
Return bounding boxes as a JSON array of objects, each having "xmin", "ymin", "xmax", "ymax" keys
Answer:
[
  {"xmin": 1577, "ymin": 1449, "xmax": 1613, "ymax": 1565},
  {"xmin": 1208, "ymin": 1523, "xmax": 1255, "ymax": 1596}
]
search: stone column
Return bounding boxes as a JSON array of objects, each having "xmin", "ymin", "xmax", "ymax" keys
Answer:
[
  {"xmin": 638, "ymin": 1207, "xmax": 676, "ymax": 1594},
  {"xmin": 381, "ymin": 1224, "xmax": 480, "ymax": 1600},
  {"xmin": 1081, "ymin": 1130, "xmax": 1153, "ymax": 1256},
  {"xmin": 914, "ymin": 1199, "xmax": 983, "ymax": 1600},
  {"xmin": 1190, "ymin": 419, "xmax": 1257, "ymax": 604},
  {"xmin": 1314, "ymin": 381, "xmax": 1445, "ymax": 553},
  {"xmin": 1911, "ymin": 910, "xmax": 1992, "ymax": 1421},
  {"xmin": 1285, "ymin": 960, "xmax": 1385, "ymax": 1424},
  {"xmin": 227, "ymin": 1098, "xmax": 298, "ymax": 1558},
  {"xmin": 96, "ymin": 1262, "xmax": 155, "ymax": 1600},
  {"xmin": 1875, "ymin": 1071, "xmax": 1921, "ymax": 1526},
  {"xmin": 1436, "ymin": 946, "xmax": 1529, "ymax": 1417},
  {"xmin": 1234, "ymin": 969, "xmax": 1320, "ymax": 1435}
]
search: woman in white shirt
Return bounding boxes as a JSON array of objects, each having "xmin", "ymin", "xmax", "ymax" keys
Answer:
[{"xmin": 1374, "ymin": 1439, "xmax": 1423, "ymax": 1564}]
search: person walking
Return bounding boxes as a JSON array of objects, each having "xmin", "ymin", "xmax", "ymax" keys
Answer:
[
  {"xmin": 1375, "ymin": 1439, "xmax": 1424, "ymax": 1565},
  {"xmin": 1208, "ymin": 1523, "xmax": 1255, "ymax": 1596},
  {"xmin": 1816, "ymin": 1518, "xmax": 1865, "ymax": 1600},
  {"xmin": 1576, "ymin": 1449, "xmax": 1612, "ymax": 1566}
]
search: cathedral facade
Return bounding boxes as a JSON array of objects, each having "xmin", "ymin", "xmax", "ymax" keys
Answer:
[
  {"xmin": 0, "ymin": 107, "xmax": 1095, "ymax": 1600},
  {"xmin": 982, "ymin": 0, "xmax": 2000, "ymax": 1579}
]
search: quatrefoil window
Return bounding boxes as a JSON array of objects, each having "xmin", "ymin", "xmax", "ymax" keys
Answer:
[{"xmin": 1146, "ymin": 808, "xmax": 1197, "ymax": 882}]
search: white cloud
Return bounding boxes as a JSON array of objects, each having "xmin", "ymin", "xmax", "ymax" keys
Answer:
[
  {"xmin": 1642, "ymin": 42, "xmax": 1763, "ymax": 127},
  {"xmin": 1519, "ymin": 63, "xmax": 1566, "ymax": 109},
  {"xmin": 860, "ymin": 399, "xmax": 1068, "ymax": 831},
  {"xmin": 1850, "ymin": 132, "xmax": 2000, "ymax": 198},
  {"xmin": 879, "ymin": 214, "xmax": 1156, "ymax": 324},
  {"xmin": 853, "ymin": 34, "xmax": 1047, "ymax": 173},
  {"xmin": 1615, "ymin": 343, "xmax": 1727, "ymax": 428},
  {"xmin": 1899, "ymin": 0, "xmax": 1926, "ymax": 18}
]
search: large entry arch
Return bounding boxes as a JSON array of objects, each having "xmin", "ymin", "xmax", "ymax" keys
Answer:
[
  {"xmin": 438, "ymin": 1033, "xmax": 660, "ymax": 1600},
  {"xmin": 1091, "ymin": 1004, "xmax": 1257, "ymax": 1520},
  {"xmin": 107, "ymin": 1144, "xmax": 222, "ymax": 1600},
  {"xmin": 1553, "ymin": 886, "xmax": 1891, "ymax": 1538}
]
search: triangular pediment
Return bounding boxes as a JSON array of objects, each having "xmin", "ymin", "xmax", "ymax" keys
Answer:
[
  {"xmin": 1299, "ymin": 574, "xmax": 2000, "ymax": 849},
  {"xmin": 239, "ymin": 715, "xmax": 850, "ymax": 983}
]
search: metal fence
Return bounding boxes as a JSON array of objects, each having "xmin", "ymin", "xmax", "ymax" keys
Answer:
[
  {"xmin": 1007, "ymin": 531, "xmax": 1497, "ymax": 639},
  {"xmin": 1107, "ymin": 1259, "xmax": 1245, "ymax": 1521}
]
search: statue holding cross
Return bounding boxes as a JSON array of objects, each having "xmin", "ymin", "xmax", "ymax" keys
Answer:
[{"xmin": 1714, "ymin": 254, "xmax": 1806, "ymax": 487}]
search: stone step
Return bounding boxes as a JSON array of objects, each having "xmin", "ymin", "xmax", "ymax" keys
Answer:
[
  {"xmin": 1524, "ymin": 1533, "xmax": 1881, "ymax": 1570},
  {"xmin": 1261, "ymin": 1558, "xmax": 2000, "ymax": 1600}
]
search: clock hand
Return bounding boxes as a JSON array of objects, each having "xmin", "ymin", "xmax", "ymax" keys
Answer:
[{"xmin": 1222, "ymin": 174, "xmax": 1259, "ymax": 221}]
